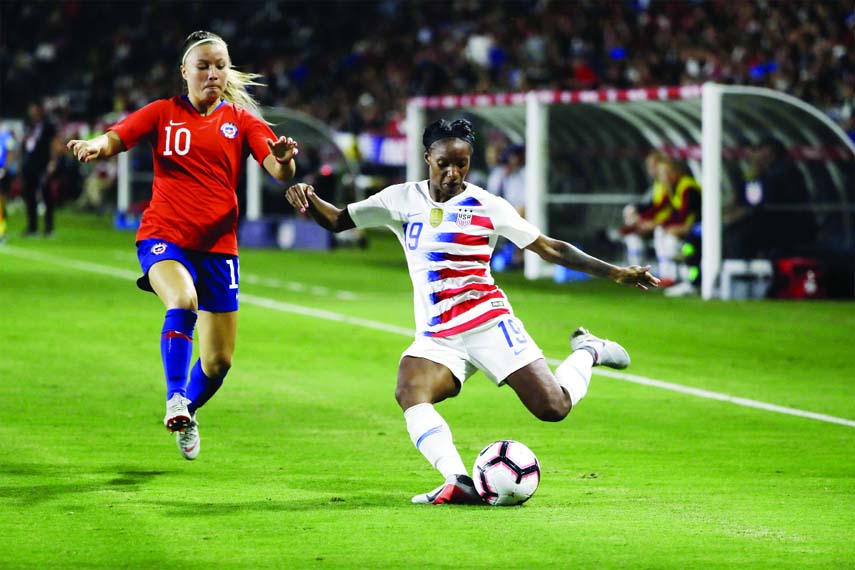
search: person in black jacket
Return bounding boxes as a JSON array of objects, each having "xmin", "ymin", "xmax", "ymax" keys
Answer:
[
  {"xmin": 724, "ymin": 137, "xmax": 816, "ymax": 258},
  {"xmin": 20, "ymin": 102, "xmax": 57, "ymax": 236}
]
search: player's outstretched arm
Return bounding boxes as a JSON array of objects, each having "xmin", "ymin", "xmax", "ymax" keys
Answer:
[
  {"xmin": 285, "ymin": 183, "xmax": 356, "ymax": 233},
  {"xmin": 526, "ymin": 234, "xmax": 660, "ymax": 290},
  {"xmin": 66, "ymin": 131, "xmax": 125, "ymax": 163}
]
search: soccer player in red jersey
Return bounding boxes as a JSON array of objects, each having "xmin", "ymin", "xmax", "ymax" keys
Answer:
[{"xmin": 66, "ymin": 31, "xmax": 299, "ymax": 460}]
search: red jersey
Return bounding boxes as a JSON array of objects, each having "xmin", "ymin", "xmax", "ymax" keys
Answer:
[{"xmin": 109, "ymin": 96, "xmax": 275, "ymax": 254}]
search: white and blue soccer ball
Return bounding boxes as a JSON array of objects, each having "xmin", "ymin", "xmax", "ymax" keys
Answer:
[{"xmin": 472, "ymin": 440, "xmax": 541, "ymax": 506}]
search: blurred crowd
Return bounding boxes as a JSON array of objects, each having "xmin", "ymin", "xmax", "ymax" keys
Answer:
[
  {"xmin": 1, "ymin": 0, "xmax": 853, "ymax": 246},
  {"xmin": 2, "ymin": 0, "xmax": 854, "ymax": 138}
]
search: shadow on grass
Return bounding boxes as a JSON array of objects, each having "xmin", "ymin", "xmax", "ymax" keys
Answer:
[
  {"xmin": 141, "ymin": 494, "xmax": 418, "ymax": 514},
  {"xmin": 0, "ymin": 464, "xmax": 413, "ymax": 512},
  {"xmin": 0, "ymin": 464, "xmax": 170, "ymax": 505}
]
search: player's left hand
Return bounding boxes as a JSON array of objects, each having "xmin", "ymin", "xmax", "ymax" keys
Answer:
[
  {"xmin": 614, "ymin": 264, "xmax": 660, "ymax": 290},
  {"xmin": 267, "ymin": 136, "xmax": 299, "ymax": 163}
]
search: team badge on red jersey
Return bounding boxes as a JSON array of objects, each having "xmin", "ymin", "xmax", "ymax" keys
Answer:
[
  {"xmin": 220, "ymin": 122, "xmax": 238, "ymax": 139},
  {"xmin": 151, "ymin": 242, "xmax": 168, "ymax": 255}
]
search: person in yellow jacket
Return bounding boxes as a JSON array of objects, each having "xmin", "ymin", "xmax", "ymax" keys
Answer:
[
  {"xmin": 620, "ymin": 151, "xmax": 671, "ymax": 267},
  {"xmin": 0, "ymin": 126, "xmax": 17, "ymax": 243},
  {"xmin": 653, "ymin": 158, "xmax": 702, "ymax": 295},
  {"xmin": 0, "ymin": 194, "xmax": 7, "ymax": 243}
]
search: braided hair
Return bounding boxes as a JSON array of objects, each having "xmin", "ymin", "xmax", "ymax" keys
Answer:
[{"xmin": 422, "ymin": 118, "xmax": 476, "ymax": 150}]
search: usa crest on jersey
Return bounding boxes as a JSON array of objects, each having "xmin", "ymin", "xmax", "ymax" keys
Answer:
[{"xmin": 456, "ymin": 208, "xmax": 473, "ymax": 228}]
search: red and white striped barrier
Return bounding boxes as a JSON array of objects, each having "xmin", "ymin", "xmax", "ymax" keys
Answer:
[{"xmin": 409, "ymin": 85, "xmax": 704, "ymax": 109}]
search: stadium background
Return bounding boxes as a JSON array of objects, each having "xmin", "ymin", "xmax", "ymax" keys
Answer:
[
  {"xmin": 3, "ymin": 0, "xmax": 854, "ymax": 291},
  {"xmin": 1, "ymin": 1, "xmax": 854, "ymax": 569},
  {"xmin": 4, "ymin": 0, "xmax": 854, "ymax": 131}
]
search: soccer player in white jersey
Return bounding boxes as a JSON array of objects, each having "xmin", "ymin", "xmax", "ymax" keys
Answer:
[{"xmin": 286, "ymin": 119, "xmax": 659, "ymax": 504}]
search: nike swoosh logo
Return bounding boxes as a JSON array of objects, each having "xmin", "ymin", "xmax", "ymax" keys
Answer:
[
  {"xmin": 407, "ymin": 212, "xmax": 422, "ymax": 218},
  {"xmin": 169, "ymin": 120, "xmax": 186, "ymax": 126},
  {"xmin": 183, "ymin": 442, "xmax": 198, "ymax": 452},
  {"xmin": 514, "ymin": 346, "xmax": 528, "ymax": 356}
]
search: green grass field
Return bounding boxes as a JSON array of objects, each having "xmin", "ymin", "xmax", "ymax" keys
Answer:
[{"xmin": 1, "ymin": 211, "xmax": 854, "ymax": 569}]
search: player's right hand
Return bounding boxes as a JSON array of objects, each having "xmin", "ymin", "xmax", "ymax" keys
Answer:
[
  {"xmin": 614, "ymin": 264, "xmax": 660, "ymax": 290},
  {"xmin": 66, "ymin": 139, "xmax": 100, "ymax": 163},
  {"xmin": 285, "ymin": 183, "xmax": 316, "ymax": 214}
]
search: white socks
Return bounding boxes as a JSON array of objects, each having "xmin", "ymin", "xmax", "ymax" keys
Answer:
[
  {"xmin": 624, "ymin": 233, "xmax": 645, "ymax": 266},
  {"xmin": 654, "ymin": 225, "xmax": 680, "ymax": 281},
  {"xmin": 554, "ymin": 350, "xmax": 594, "ymax": 407},
  {"xmin": 404, "ymin": 403, "xmax": 467, "ymax": 479}
]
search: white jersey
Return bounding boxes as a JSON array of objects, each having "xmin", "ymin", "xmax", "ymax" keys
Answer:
[{"xmin": 348, "ymin": 181, "xmax": 540, "ymax": 337}]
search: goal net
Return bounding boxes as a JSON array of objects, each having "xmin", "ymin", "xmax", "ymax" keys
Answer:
[{"xmin": 406, "ymin": 83, "xmax": 855, "ymax": 299}]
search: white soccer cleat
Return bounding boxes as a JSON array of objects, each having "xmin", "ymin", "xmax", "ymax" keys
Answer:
[
  {"xmin": 411, "ymin": 474, "xmax": 484, "ymax": 505},
  {"xmin": 164, "ymin": 393, "xmax": 192, "ymax": 433},
  {"xmin": 176, "ymin": 414, "xmax": 200, "ymax": 460},
  {"xmin": 570, "ymin": 327, "xmax": 630, "ymax": 369}
]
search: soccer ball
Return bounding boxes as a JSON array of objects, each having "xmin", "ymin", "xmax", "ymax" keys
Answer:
[{"xmin": 472, "ymin": 440, "xmax": 540, "ymax": 506}]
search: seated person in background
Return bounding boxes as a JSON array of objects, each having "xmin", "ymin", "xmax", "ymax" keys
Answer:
[
  {"xmin": 620, "ymin": 150, "xmax": 670, "ymax": 267},
  {"xmin": 723, "ymin": 136, "xmax": 816, "ymax": 259},
  {"xmin": 487, "ymin": 143, "xmax": 527, "ymax": 269},
  {"xmin": 487, "ymin": 143, "xmax": 526, "ymax": 217},
  {"xmin": 652, "ymin": 158, "xmax": 702, "ymax": 295}
]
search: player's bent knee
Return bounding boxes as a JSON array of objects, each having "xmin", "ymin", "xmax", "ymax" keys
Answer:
[
  {"xmin": 395, "ymin": 379, "xmax": 455, "ymax": 410},
  {"xmin": 394, "ymin": 388, "xmax": 409, "ymax": 409},
  {"xmin": 536, "ymin": 405, "xmax": 570, "ymax": 422},
  {"xmin": 202, "ymin": 354, "xmax": 232, "ymax": 378},
  {"xmin": 532, "ymin": 396, "xmax": 571, "ymax": 422},
  {"xmin": 166, "ymin": 291, "xmax": 198, "ymax": 311},
  {"xmin": 395, "ymin": 383, "xmax": 421, "ymax": 410}
]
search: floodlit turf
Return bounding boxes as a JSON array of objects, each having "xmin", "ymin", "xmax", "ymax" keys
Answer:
[{"xmin": 1, "ymin": 212, "xmax": 853, "ymax": 569}]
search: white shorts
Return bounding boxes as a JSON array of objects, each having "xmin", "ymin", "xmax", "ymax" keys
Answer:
[{"xmin": 402, "ymin": 316, "xmax": 544, "ymax": 386}]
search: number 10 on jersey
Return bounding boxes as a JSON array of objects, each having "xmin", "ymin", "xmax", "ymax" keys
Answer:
[{"xmin": 163, "ymin": 125, "xmax": 191, "ymax": 156}]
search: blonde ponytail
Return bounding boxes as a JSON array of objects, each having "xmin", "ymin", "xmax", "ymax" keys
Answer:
[{"xmin": 224, "ymin": 68, "xmax": 265, "ymax": 117}]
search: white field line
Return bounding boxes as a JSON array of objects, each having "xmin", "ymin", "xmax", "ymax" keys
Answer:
[
  {"xmin": 568, "ymin": 367, "xmax": 855, "ymax": 428},
  {"xmin": 241, "ymin": 274, "xmax": 359, "ymax": 301},
  {"xmin": 3, "ymin": 245, "xmax": 853, "ymax": 428},
  {"xmin": 240, "ymin": 293, "xmax": 413, "ymax": 336},
  {"xmin": 103, "ymin": 249, "xmax": 360, "ymax": 300}
]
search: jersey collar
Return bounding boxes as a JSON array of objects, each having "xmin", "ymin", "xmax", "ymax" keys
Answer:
[
  {"xmin": 181, "ymin": 95, "xmax": 227, "ymax": 116},
  {"xmin": 420, "ymin": 180, "xmax": 472, "ymax": 205}
]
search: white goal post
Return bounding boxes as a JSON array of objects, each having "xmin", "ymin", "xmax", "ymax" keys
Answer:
[{"xmin": 406, "ymin": 83, "xmax": 855, "ymax": 300}]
